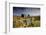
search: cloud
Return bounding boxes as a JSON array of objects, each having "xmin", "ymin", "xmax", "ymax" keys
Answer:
[{"xmin": 13, "ymin": 7, "xmax": 40, "ymax": 16}]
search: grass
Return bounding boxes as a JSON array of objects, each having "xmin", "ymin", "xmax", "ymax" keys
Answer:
[{"xmin": 13, "ymin": 16, "xmax": 40, "ymax": 28}]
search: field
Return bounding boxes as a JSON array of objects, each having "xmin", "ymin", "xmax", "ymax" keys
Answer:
[{"xmin": 13, "ymin": 16, "xmax": 40, "ymax": 28}]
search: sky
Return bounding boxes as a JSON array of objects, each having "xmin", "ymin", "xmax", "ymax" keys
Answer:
[{"xmin": 13, "ymin": 7, "xmax": 40, "ymax": 16}]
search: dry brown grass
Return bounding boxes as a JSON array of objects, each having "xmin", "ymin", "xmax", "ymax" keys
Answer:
[{"xmin": 13, "ymin": 16, "xmax": 40, "ymax": 28}]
